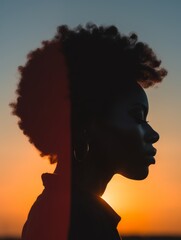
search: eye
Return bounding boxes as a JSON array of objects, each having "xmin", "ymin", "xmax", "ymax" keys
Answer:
[
  {"xmin": 136, "ymin": 119, "xmax": 149, "ymax": 124},
  {"xmin": 129, "ymin": 107, "xmax": 148, "ymax": 125}
]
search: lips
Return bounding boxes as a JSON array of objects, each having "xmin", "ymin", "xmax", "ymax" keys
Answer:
[
  {"xmin": 144, "ymin": 148, "xmax": 157, "ymax": 165},
  {"xmin": 146, "ymin": 148, "xmax": 157, "ymax": 157}
]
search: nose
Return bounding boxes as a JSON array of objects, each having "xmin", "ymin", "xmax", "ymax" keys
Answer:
[{"xmin": 145, "ymin": 126, "xmax": 160, "ymax": 144}]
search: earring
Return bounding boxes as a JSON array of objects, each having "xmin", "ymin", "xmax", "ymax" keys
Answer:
[
  {"xmin": 73, "ymin": 129, "xmax": 90, "ymax": 162},
  {"xmin": 73, "ymin": 143, "xmax": 90, "ymax": 162}
]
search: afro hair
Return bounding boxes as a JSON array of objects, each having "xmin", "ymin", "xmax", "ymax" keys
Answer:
[{"xmin": 10, "ymin": 23, "xmax": 167, "ymax": 163}]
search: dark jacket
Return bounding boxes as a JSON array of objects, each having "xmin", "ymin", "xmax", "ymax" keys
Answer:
[{"xmin": 22, "ymin": 173, "xmax": 121, "ymax": 240}]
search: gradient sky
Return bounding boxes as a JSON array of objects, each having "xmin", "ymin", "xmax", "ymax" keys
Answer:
[{"xmin": 1, "ymin": 0, "xmax": 181, "ymax": 237}]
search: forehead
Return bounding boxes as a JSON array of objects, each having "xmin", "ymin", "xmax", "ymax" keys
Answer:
[{"xmin": 109, "ymin": 83, "xmax": 149, "ymax": 113}]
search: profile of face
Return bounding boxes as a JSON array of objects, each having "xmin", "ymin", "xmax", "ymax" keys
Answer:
[{"xmin": 90, "ymin": 83, "xmax": 159, "ymax": 180}]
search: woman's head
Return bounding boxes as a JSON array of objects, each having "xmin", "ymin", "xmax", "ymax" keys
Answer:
[
  {"xmin": 11, "ymin": 24, "xmax": 167, "ymax": 166},
  {"xmin": 87, "ymin": 83, "xmax": 159, "ymax": 180}
]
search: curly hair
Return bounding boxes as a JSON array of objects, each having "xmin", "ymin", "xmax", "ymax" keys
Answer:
[{"xmin": 10, "ymin": 23, "xmax": 167, "ymax": 163}]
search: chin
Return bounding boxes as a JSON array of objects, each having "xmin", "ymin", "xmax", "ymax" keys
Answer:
[{"xmin": 120, "ymin": 167, "xmax": 149, "ymax": 180}]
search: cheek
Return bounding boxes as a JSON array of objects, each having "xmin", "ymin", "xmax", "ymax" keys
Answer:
[
  {"xmin": 109, "ymin": 126, "xmax": 149, "ymax": 179},
  {"xmin": 113, "ymin": 124, "xmax": 145, "ymax": 154},
  {"xmin": 108, "ymin": 125, "xmax": 147, "ymax": 173},
  {"xmin": 91, "ymin": 123, "xmax": 146, "ymax": 172}
]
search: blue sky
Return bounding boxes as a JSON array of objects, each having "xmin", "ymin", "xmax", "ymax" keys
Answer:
[
  {"xmin": 1, "ymin": 0, "xmax": 181, "ymax": 236},
  {"xmin": 2, "ymin": 0, "xmax": 181, "ymax": 152}
]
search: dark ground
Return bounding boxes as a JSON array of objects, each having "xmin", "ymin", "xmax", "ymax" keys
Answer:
[
  {"xmin": 123, "ymin": 237, "xmax": 181, "ymax": 240},
  {"xmin": 1, "ymin": 237, "xmax": 181, "ymax": 240}
]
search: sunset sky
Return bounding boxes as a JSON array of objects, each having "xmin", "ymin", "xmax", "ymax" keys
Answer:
[{"xmin": 1, "ymin": 0, "xmax": 181, "ymax": 237}]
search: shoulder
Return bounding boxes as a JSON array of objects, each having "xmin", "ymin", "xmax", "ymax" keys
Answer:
[{"xmin": 69, "ymin": 187, "xmax": 121, "ymax": 240}]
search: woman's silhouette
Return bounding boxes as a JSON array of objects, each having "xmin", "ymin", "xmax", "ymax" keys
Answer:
[{"xmin": 11, "ymin": 24, "xmax": 167, "ymax": 240}]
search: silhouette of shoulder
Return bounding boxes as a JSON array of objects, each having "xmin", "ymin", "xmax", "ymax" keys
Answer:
[{"xmin": 22, "ymin": 173, "xmax": 121, "ymax": 240}]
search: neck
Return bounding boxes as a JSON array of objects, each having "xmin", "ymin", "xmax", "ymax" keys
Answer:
[
  {"xmin": 54, "ymin": 152, "xmax": 114, "ymax": 196},
  {"xmin": 72, "ymin": 155, "xmax": 114, "ymax": 196},
  {"xmin": 54, "ymin": 159, "xmax": 113, "ymax": 196}
]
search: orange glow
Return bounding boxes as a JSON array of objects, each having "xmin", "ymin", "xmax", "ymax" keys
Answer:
[
  {"xmin": 1, "ymin": 117, "xmax": 181, "ymax": 237},
  {"xmin": 102, "ymin": 138, "xmax": 181, "ymax": 236},
  {"xmin": 2, "ymin": 0, "xmax": 181, "ymax": 237}
]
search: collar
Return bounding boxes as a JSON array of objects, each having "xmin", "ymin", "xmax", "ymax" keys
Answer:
[{"xmin": 42, "ymin": 173, "xmax": 121, "ymax": 227}]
